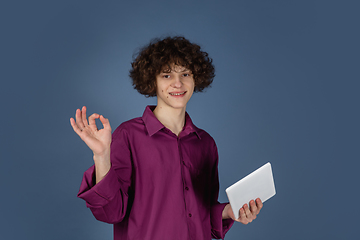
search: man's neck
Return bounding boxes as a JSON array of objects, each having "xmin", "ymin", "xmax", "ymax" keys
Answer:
[{"xmin": 153, "ymin": 105, "xmax": 186, "ymax": 136}]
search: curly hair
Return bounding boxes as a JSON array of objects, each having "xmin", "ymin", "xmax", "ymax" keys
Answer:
[{"xmin": 129, "ymin": 36, "xmax": 215, "ymax": 97}]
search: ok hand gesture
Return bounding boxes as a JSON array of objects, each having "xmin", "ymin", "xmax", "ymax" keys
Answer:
[
  {"xmin": 70, "ymin": 106, "xmax": 112, "ymax": 156},
  {"xmin": 70, "ymin": 106, "xmax": 112, "ymax": 183}
]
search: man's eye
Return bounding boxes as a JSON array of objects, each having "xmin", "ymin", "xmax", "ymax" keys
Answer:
[
  {"xmin": 183, "ymin": 73, "xmax": 189, "ymax": 77},
  {"xmin": 163, "ymin": 75, "xmax": 171, "ymax": 79}
]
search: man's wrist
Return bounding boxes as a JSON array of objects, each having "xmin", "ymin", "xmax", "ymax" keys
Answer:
[
  {"xmin": 222, "ymin": 203, "xmax": 231, "ymax": 220},
  {"xmin": 93, "ymin": 152, "xmax": 111, "ymax": 184}
]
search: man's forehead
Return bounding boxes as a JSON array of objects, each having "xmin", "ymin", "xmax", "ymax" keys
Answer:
[{"xmin": 161, "ymin": 64, "xmax": 190, "ymax": 73}]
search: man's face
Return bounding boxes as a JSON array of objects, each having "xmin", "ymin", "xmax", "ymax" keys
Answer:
[{"xmin": 155, "ymin": 64, "xmax": 195, "ymax": 111}]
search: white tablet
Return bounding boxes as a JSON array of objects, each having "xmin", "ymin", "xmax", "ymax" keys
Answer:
[{"xmin": 225, "ymin": 162, "xmax": 276, "ymax": 219}]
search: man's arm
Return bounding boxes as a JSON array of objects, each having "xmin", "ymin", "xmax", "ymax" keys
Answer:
[
  {"xmin": 71, "ymin": 106, "xmax": 132, "ymax": 224},
  {"xmin": 209, "ymin": 142, "xmax": 234, "ymax": 239}
]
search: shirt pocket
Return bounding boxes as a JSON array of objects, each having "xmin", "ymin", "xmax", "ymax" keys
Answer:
[{"xmin": 182, "ymin": 159, "xmax": 212, "ymax": 206}]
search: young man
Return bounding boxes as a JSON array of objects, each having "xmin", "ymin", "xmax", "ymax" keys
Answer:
[{"xmin": 70, "ymin": 36, "xmax": 262, "ymax": 240}]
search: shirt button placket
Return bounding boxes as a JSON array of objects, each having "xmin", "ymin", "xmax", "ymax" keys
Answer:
[{"xmin": 178, "ymin": 138, "xmax": 192, "ymax": 237}]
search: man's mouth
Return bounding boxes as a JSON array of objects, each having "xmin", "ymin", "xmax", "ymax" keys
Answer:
[{"xmin": 169, "ymin": 91, "xmax": 186, "ymax": 96}]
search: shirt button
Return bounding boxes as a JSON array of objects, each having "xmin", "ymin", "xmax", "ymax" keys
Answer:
[
  {"xmin": 188, "ymin": 213, "xmax": 192, "ymax": 217},
  {"xmin": 185, "ymin": 187, "xmax": 189, "ymax": 191}
]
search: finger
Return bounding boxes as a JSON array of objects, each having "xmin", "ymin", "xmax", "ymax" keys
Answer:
[
  {"xmin": 81, "ymin": 106, "xmax": 89, "ymax": 127},
  {"xmin": 243, "ymin": 204, "xmax": 254, "ymax": 222},
  {"xmin": 75, "ymin": 109, "xmax": 85, "ymax": 129},
  {"xmin": 256, "ymin": 198, "xmax": 263, "ymax": 214},
  {"xmin": 88, "ymin": 113, "xmax": 100, "ymax": 131},
  {"xmin": 238, "ymin": 208, "xmax": 249, "ymax": 224},
  {"xmin": 249, "ymin": 200, "xmax": 258, "ymax": 216},
  {"xmin": 70, "ymin": 117, "xmax": 82, "ymax": 136},
  {"xmin": 100, "ymin": 115, "xmax": 111, "ymax": 131}
]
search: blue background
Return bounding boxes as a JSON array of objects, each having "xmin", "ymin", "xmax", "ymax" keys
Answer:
[{"xmin": 1, "ymin": 0, "xmax": 359, "ymax": 239}]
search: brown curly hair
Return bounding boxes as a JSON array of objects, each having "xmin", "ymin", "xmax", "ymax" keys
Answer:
[{"xmin": 129, "ymin": 36, "xmax": 215, "ymax": 97}]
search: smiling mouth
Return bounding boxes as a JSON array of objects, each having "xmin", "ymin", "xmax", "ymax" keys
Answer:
[{"xmin": 169, "ymin": 92, "xmax": 186, "ymax": 96}]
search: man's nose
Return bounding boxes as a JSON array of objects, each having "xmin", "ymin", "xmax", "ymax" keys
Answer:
[{"xmin": 172, "ymin": 75, "xmax": 183, "ymax": 88}]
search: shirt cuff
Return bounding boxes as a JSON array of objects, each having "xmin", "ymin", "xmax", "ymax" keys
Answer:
[
  {"xmin": 211, "ymin": 202, "xmax": 235, "ymax": 239},
  {"xmin": 77, "ymin": 165, "xmax": 121, "ymax": 207}
]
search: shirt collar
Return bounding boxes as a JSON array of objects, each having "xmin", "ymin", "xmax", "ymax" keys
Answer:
[{"xmin": 142, "ymin": 105, "xmax": 201, "ymax": 139}]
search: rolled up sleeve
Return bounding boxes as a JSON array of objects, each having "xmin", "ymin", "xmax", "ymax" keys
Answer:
[{"xmin": 77, "ymin": 127, "xmax": 133, "ymax": 224}]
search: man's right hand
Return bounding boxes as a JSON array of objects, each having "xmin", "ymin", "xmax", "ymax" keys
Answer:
[{"xmin": 70, "ymin": 106, "xmax": 112, "ymax": 183}]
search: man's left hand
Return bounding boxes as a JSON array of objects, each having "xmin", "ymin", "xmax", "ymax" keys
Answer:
[{"xmin": 222, "ymin": 198, "xmax": 263, "ymax": 224}]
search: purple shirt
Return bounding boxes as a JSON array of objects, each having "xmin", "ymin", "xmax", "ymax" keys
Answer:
[{"xmin": 78, "ymin": 106, "xmax": 234, "ymax": 240}]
